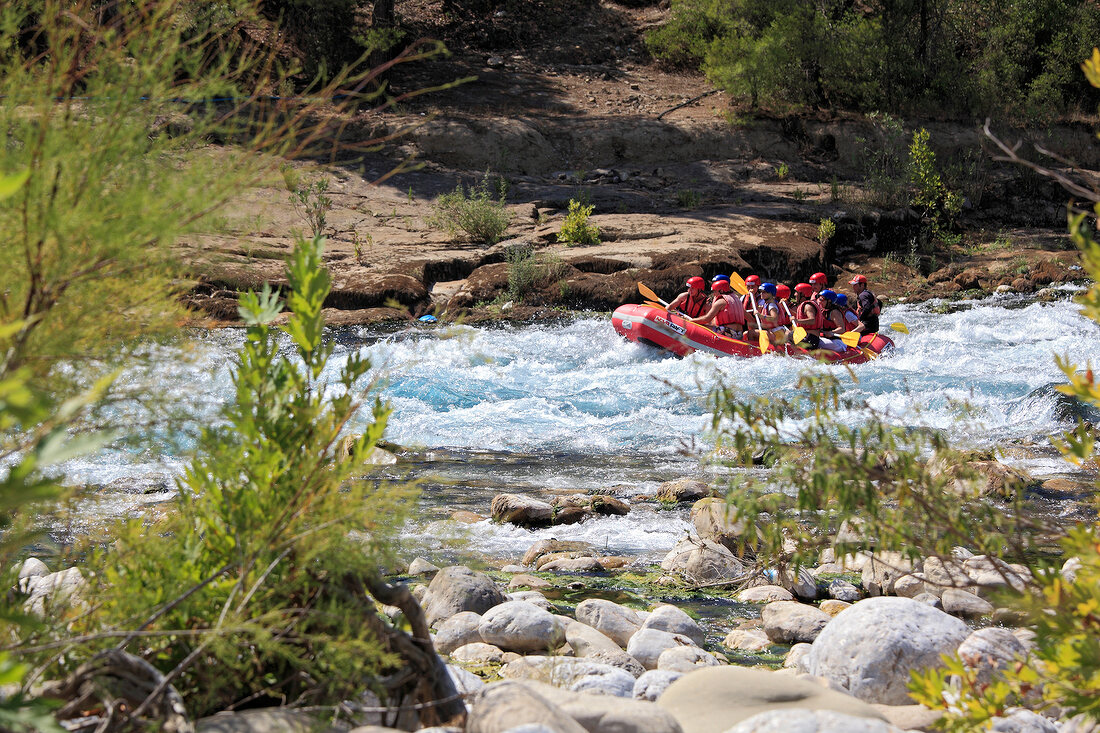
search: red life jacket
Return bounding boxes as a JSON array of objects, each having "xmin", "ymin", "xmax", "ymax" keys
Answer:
[
  {"xmin": 843, "ymin": 307, "xmax": 859, "ymax": 329},
  {"xmin": 741, "ymin": 292, "xmax": 757, "ymax": 314},
  {"xmin": 715, "ymin": 293, "xmax": 746, "ymax": 327},
  {"xmin": 682, "ymin": 292, "xmax": 707, "ymax": 318},
  {"xmin": 796, "ymin": 300, "xmax": 824, "ymax": 334},
  {"xmin": 777, "ymin": 302, "xmax": 793, "ymax": 328}
]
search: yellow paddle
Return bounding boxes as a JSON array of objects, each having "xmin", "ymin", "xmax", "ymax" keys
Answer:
[
  {"xmin": 890, "ymin": 322, "xmax": 909, "ymax": 334},
  {"xmin": 637, "ymin": 282, "xmax": 669, "ymax": 307},
  {"xmin": 727, "ymin": 273, "xmax": 749, "ymax": 296},
  {"xmin": 792, "ymin": 326, "xmax": 807, "ymax": 345},
  {"xmin": 758, "ymin": 330, "xmax": 770, "ymax": 354},
  {"xmin": 839, "ymin": 331, "xmax": 861, "ymax": 348},
  {"xmin": 643, "ymin": 300, "xmax": 665, "ymax": 309}
]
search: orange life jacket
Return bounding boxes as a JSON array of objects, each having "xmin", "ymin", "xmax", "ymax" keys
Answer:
[
  {"xmin": 796, "ymin": 300, "xmax": 824, "ymax": 334},
  {"xmin": 715, "ymin": 293, "xmax": 746, "ymax": 327}
]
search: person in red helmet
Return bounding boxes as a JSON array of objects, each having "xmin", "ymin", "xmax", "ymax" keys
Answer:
[
  {"xmin": 809, "ymin": 272, "xmax": 828, "ymax": 297},
  {"xmin": 849, "ymin": 274, "xmax": 880, "ymax": 334},
  {"xmin": 742, "ymin": 274, "xmax": 761, "ymax": 313},
  {"xmin": 667, "ymin": 276, "xmax": 709, "ymax": 318},
  {"xmin": 691, "ymin": 278, "xmax": 746, "ymax": 336},
  {"xmin": 775, "ymin": 284, "xmax": 794, "ymax": 328},
  {"xmin": 793, "ymin": 282, "xmax": 823, "ymax": 349}
]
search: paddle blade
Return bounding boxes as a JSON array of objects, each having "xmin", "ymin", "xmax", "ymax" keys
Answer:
[
  {"xmin": 860, "ymin": 347, "xmax": 878, "ymax": 361},
  {"xmin": 728, "ymin": 272, "xmax": 749, "ymax": 296},
  {"xmin": 758, "ymin": 330, "xmax": 770, "ymax": 354},
  {"xmin": 637, "ymin": 282, "xmax": 663, "ymax": 304},
  {"xmin": 793, "ymin": 326, "xmax": 807, "ymax": 345},
  {"xmin": 643, "ymin": 300, "xmax": 665, "ymax": 309},
  {"xmin": 890, "ymin": 322, "xmax": 909, "ymax": 334},
  {"xmin": 840, "ymin": 331, "xmax": 861, "ymax": 347}
]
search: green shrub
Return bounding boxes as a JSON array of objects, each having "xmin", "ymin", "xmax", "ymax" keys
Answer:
[
  {"xmin": 283, "ymin": 168, "xmax": 333, "ymax": 238},
  {"xmin": 676, "ymin": 189, "xmax": 701, "ymax": 209},
  {"xmin": 817, "ymin": 218, "xmax": 836, "ymax": 245},
  {"xmin": 429, "ymin": 172, "xmax": 512, "ymax": 245},
  {"xmin": 557, "ymin": 199, "xmax": 600, "ymax": 247},
  {"xmin": 506, "ymin": 245, "xmax": 568, "ymax": 302},
  {"xmin": 77, "ymin": 237, "xmax": 426, "ymax": 719}
]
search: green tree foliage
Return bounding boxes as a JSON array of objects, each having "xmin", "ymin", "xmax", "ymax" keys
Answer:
[
  {"xmin": 646, "ymin": 0, "xmax": 1100, "ymax": 118},
  {"xmin": 66, "ymin": 237, "xmax": 420, "ymax": 720}
]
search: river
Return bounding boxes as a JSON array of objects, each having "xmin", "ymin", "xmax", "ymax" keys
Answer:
[{"xmin": 62, "ymin": 290, "xmax": 1100, "ymax": 566}]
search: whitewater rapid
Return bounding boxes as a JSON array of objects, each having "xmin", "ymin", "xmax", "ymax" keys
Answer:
[{"xmin": 62, "ymin": 291, "xmax": 1100, "ymax": 560}]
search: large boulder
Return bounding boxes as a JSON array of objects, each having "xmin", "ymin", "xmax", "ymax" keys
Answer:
[
  {"xmin": 660, "ymin": 538, "xmax": 744, "ymax": 584},
  {"xmin": 962, "ymin": 555, "xmax": 1031, "ymax": 597},
  {"xmin": 806, "ymin": 597, "xmax": 970, "ymax": 705},
  {"xmin": 575, "ymin": 598, "xmax": 644, "ymax": 648},
  {"xmin": 655, "ymin": 479, "xmax": 712, "ymax": 503},
  {"xmin": 656, "ymin": 666, "xmax": 887, "ymax": 733},
  {"xmin": 725, "ymin": 709, "xmax": 904, "ymax": 733},
  {"xmin": 490, "ymin": 493, "xmax": 554, "ymax": 528},
  {"xmin": 761, "ymin": 601, "xmax": 832, "ymax": 644},
  {"xmin": 424, "ymin": 566, "xmax": 506, "ymax": 626},
  {"xmin": 478, "ymin": 601, "xmax": 565, "ymax": 653},
  {"xmin": 466, "ymin": 680, "xmax": 587, "ymax": 733},
  {"xmin": 640, "ymin": 605, "xmax": 706, "ymax": 647},
  {"xmin": 24, "ymin": 567, "xmax": 86, "ymax": 617}
]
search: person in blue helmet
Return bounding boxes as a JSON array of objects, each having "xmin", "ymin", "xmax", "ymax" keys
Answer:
[
  {"xmin": 835, "ymin": 293, "xmax": 860, "ymax": 331},
  {"xmin": 745, "ymin": 282, "xmax": 787, "ymax": 343},
  {"xmin": 816, "ymin": 289, "xmax": 847, "ymax": 353}
]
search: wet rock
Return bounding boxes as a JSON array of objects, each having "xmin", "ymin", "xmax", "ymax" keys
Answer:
[
  {"xmin": 466, "ymin": 680, "xmax": 586, "ymax": 733},
  {"xmin": 424, "ymin": 566, "xmax": 506, "ymax": 626},
  {"xmin": 491, "ymin": 493, "xmax": 554, "ymax": 527},
  {"xmin": 509, "ymin": 573, "xmax": 551, "ymax": 590},
  {"xmin": 523, "ymin": 539, "xmax": 594, "ymax": 566},
  {"xmin": 806, "ymin": 597, "xmax": 970, "ymax": 705},
  {"xmin": 726, "ymin": 709, "xmax": 904, "ymax": 733},
  {"xmin": 640, "ymin": 605, "xmax": 706, "ymax": 647},
  {"xmin": 659, "ymin": 537, "xmax": 744, "ymax": 584},
  {"xmin": 535, "ymin": 551, "xmax": 594, "ymax": 570},
  {"xmin": 633, "ymin": 670, "xmax": 683, "ymax": 701},
  {"xmin": 433, "ymin": 611, "xmax": 485, "ymax": 655},
  {"xmin": 762, "ymin": 601, "xmax": 832, "ymax": 644},
  {"xmin": 941, "ymin": 588, "xmax": 994, "ymax": 619},
  {"xmin": 540, "ymin": 556, "xmax": 605, "ymax": 573},
  {"xmin": 626, "ymin": 628, "xmax": 697, "ymax": 670},
  {"xmin": 656, "ymin": 666, "xmax": 888, "ymax": 733},
  {"xmin": 479, "ymin": 601, "xmax": 565, "ymax": 654},
  {"xmin": 723, "ymin": 628, "xmax": 772, "ymax": 652},
  {"xmin": 575, "ymin": 598, "xmax": 643, "ymax": 648},
  {"xmin": 655, "ymin": 479, "xmax": 712, "ymax": 503},
  {"xmin": 737, "ymin": 585, "xmax": 794, "ymax": 603},
  {"xmin": 451, "ymin": 510, "xmax": 484, "ymax": 523}
]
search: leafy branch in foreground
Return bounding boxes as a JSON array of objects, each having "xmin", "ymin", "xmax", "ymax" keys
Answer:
[
  {"xmin": 34, "ymin": 237, "xmax": 464, "ymax": 728},
  {"xmin": 708, "ymin": 373, "xmax": 1058, "ymax": 572}
]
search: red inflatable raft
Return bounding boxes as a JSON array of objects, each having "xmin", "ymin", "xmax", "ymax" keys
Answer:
[{"xmin": 611, "ymin": 304, "xmax": 894, "ymax": 363}]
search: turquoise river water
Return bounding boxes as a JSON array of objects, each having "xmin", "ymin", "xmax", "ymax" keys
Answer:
[{"xmin": 61, "ymin": 290, "xmax": 1100, "ymax": 565}]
